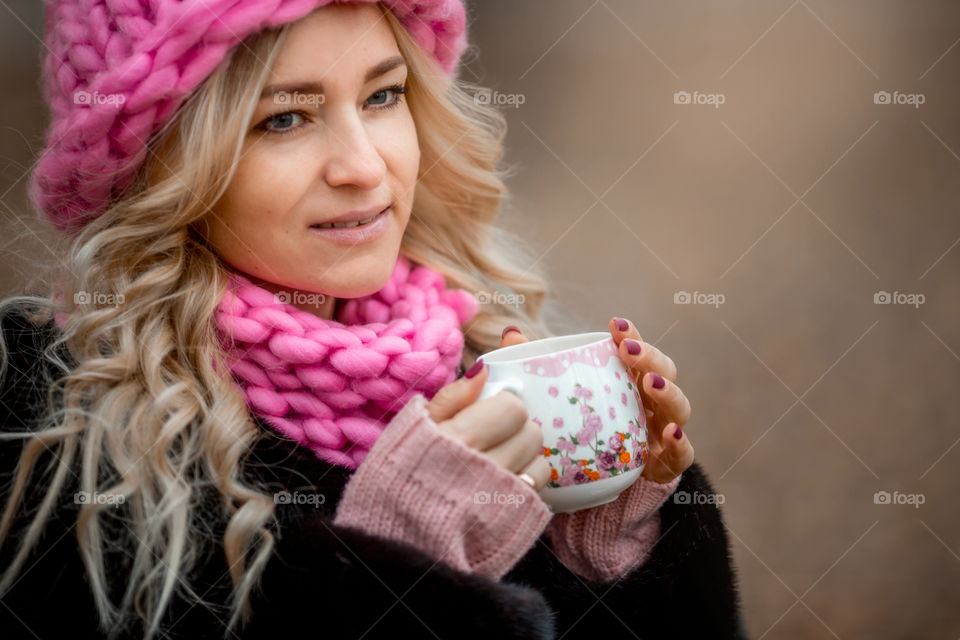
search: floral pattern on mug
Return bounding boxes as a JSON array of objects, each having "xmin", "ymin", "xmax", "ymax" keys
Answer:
[{"xmin": 541, "ymin": 382, "xmax": 647, "ymax": 488}]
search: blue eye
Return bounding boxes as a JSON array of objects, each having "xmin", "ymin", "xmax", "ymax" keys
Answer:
[{"xmin": 256, "ymin": 83, "xmax": 408, "ymax": 137}]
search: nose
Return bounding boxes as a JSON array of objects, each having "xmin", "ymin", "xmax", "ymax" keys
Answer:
[{"xmin": 322, "ymin": 109, "xmax": 386, "ymax": 190}]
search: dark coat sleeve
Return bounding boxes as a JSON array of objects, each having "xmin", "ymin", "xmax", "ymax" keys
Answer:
[{"xmin": 503, "ymin": 462, "xmax": 747, "ymax": 639}]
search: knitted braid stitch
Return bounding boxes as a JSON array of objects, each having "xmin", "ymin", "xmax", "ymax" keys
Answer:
[
  {"xmin": 214, "ymin": 255, "xmax": 479, "ymax": 469},
  {"xmin": 29, "ymin": 0, "xmax": 468, "ymax": 232}
]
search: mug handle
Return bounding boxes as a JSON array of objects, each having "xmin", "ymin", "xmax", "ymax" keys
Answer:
[{"xmin": 477, "ymin": 377, "xmax": 526, "ymax": 402}]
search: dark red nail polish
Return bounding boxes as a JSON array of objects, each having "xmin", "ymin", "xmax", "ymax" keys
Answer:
[
  {"xmin": 465, "ymin": 359, "xmax": 485, "ymax": 378},
  {"xmin": 614, "ymin": 317, "xmax": 629, "ymax": 332},
  {"xmin": 673, "ymin": 425, "xmax": 683, "ymax": 439},
  {"xmin": 501, "ymin": 325, "xmax": 521, "ymax": 339},
  {"xmin": 651, "ymin": 372, "xmax": 665, "ymax": 389},
  {"xmin": 625, "ymin": 339, "xmax": 641, "ymax": 355}
]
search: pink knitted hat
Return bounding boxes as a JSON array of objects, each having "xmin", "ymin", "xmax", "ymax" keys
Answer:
[{"xmin": 29, "ymin": 0, "xmax": 468, "ymax": 234}]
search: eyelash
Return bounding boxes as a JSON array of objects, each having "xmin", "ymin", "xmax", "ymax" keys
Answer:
[{"xmin": 257, "ymin": 83, "xmax": 408, "ymax": 137}]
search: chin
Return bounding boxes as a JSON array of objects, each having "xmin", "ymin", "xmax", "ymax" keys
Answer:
[{"xmin": 315, "ymin": 250, "xmax": 401, "ymax": 299}]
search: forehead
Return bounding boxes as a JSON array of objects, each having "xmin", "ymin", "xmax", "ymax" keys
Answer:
[{"xmin": 268, "ymin": 3, "xmax": 401, "ymax": 83}]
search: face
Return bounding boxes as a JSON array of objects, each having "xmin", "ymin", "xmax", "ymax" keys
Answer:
[{"xmin": 199, "ymin": 3, "xmax": 419, "ymax": 317}]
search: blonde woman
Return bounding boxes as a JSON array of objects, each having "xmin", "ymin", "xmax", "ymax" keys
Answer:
[{"xmin": 0, "ymin": 1, "xmax": 743, "ymax": 638}]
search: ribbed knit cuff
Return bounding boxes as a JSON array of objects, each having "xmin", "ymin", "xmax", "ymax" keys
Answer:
[
  {"xmin": 333, "ymin": 393, "xmax": 554, "ymax": 581},
  {"xmin": 545, "ymin": 472, "xmax": 682, "ymax": 583}
]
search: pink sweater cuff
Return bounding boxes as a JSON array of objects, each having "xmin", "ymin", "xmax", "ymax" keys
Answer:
[
  {"xmin": 545, "ymin": 471, "xmax": 682, "ymax": 583},
  {"xmin": 333, "ymin": 393, "xmax": 554, "ymax": 581}
]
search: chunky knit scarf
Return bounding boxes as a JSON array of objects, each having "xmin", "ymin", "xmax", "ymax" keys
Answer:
[{"xmin": 214, "ymin": 255, "xmax": 478, "ymax": 469}]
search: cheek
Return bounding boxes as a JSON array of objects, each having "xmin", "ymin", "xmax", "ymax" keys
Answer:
[{"xmin": 381, "ymin": 123, "xmax": 420, "ymax": 205}]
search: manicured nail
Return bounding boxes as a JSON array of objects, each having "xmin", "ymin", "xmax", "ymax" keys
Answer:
[
  {"xmin": 624, "ymin": 339, "xmax": 641, "ymax": 355},
  {"xmin": 673, "ymin": 424, "xmax": 683, "ymax": 439},
  {"xmin": 465, "ymin": 359, "xmax": 485, "ymax": 379},
  {"xmin": 501, "ymin": 325, "xmax": 521, "ymax": 339},
  {"xmin": 651, "ymin": 372, "xmax": 665, "ymax": 389},
  {"xmin": 614, "ymin": 317, "xmax": 629, "ymax": 332}
]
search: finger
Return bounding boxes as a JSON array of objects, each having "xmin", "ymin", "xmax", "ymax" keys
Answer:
[
  {"xmin": 644, "ymin": 423, "xmax": 694, "ymax": 483},
  {"xmin": 641, "ymin": 371, "xmax": 691, "ymax": 428},
  {"xmin": 609, "ymin": 316, "xmax": 643, "ymax": 345},
  {"xmin": 482, "ymin": 419, "xmax": 543, "ymax": 473},
  {"xmin": 619, "ymin": 336, "xmax": 678, "ymax": 384},
  {"xmin": 442, "ymin": 388, "xmax": 529, "ymax": 452},
  {"xmin": 500, "ymin": 325, "xmax": 528, "ymax": 348},
  {"xmin": 518, "ymin": 455, "xmax": 551, "ymax": 493},
  {"xmin": 427, "ymin": 359, "xmax": 489, "ymax": 424}
]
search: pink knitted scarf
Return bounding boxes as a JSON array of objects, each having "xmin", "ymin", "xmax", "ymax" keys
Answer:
[{"xmin": 214, "ymin": 255, "xmax": 478, "ymax": 469}]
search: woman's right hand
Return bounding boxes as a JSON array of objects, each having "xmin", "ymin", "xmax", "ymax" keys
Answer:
[{"xmin": 426, "ymin": 359, "xmax": 551, "ymax": 493}]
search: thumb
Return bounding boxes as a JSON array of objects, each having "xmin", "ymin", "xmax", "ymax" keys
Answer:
[{"xmin": 427, "ymin": 358, "xmax": 488, "ymax": 424}]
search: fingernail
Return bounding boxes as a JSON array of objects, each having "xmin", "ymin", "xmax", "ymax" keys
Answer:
[
  {"xmin": 651, "ymin": 372, "xmax": 665, "ymax": 389},
  {"xmin": 465, "ymin": 359, "xmax": 485, "ymax": 379},
  {"xmin": 501, "ymin": 325, "xmax": 521, "ymax": 339},
  {"xmin": 614, "ymin": 317, "xmax": 629, "ymax": 332},
  {"xmin": 673, "ymin": 424, "xmax": 683, "ymax": 439},
  {"xmin": 624, "ymin": 338, "xmax": 641, "ymax": 355}
]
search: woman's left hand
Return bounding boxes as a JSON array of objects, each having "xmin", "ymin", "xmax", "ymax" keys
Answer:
[{"xmin": 498, "ymin": 318, "xmax": 694, "ymax": 484}]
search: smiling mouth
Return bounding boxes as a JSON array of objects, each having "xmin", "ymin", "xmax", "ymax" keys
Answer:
[{"xmin": 310, "ymin": 207, "xmax": 389, "ymax": 229}]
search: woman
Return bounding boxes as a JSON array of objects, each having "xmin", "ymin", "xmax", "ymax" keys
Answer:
[{"xmin": 0, "ymin": 1, "xmax": 745, "ymax": 638}]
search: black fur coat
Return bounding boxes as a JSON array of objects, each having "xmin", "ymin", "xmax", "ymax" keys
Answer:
[{"xmin": 0, "ymin": 306, "xmax": 747, "ymax": 638}]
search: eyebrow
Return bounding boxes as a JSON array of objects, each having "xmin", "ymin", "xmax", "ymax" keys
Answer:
[{"xmin": 259, "ymin": 55, "xmax": 407, "ymax": 100}]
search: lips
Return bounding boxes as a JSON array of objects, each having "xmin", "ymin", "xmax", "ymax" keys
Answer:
[{"xmin": 310, "ymin": 204, "xmax": 391, "ymax": 228}]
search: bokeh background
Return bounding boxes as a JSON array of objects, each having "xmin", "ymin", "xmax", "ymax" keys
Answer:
[{"xmin": 2, "ymin": 1, "xmax": 959, "ymax": 638}]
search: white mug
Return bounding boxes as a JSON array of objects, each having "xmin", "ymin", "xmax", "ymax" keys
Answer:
[{"xmin": 478, "ymin": 332, "xmax": 649, "ymax": 513}]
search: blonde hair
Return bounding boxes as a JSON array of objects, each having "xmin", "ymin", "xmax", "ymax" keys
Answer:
[{"xmin": 0, "ymin": 3, "xmax": 577, "ymax": 638}]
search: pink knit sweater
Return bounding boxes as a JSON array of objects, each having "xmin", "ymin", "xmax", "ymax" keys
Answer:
[{"xmin": 333, "ymin": 393, "xmax": 681, "ymax": 582}]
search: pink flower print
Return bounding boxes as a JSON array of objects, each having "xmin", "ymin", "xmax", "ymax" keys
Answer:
[
  {"xmin": 532, "ymin": 417, "xmax": 542, "ymax": 427},
  {"xmin": 604, "ymin": 384, "xmax": 611, "ymax": 394},
  {"xmin": 608, "ymin": 406, "xmax": 617, "ymax": 420},
  {"xmin": 576, "ymin": 426, "xmax": 594, "ymax": 444},
  {"xmin": 573, "ymin": 470, "xmax": 590, "ymax": 484},
  {"xmin": 553, "ymin": 416, "xmax": 564, "ymax": 429},
  {"xmin": 598, "ymin": 469, "xmax": 611, "ymax": 480},
  {"xmin": 621, "ymin": 392, "xmax": 628, "ymax": 406},
  {"xmin": 559, "ymin": 455, "xmax": 572, "ymax": 466},
  {"xmin": 609, "ymin": 437, "xmax": 622, "ymax": 452},
  {"xmin": 573, "ymin": 385, "xmax": 593, "ymax": 400},
  {"xmin": 597, "ymin": 451, "xmax": 617, "ymax": 470},
  {"xmin": 556, "ymin": 438, "xmax": 576, "ymax": 454},
  {"xmin": 628, "ymin": 421, "xmax": 641, "ymax": 437},
  {"xmin": 548, "ymin": 385, "xmax": 559, "ymax": 398},
  {"xmin": 614, "ymin": 371, "xmax": 621, "ymax": 379},
  {"xmin": 580, "ymin": 404, "xmax": 591, "ymax": 416},
  {"xmin": 585, "ymin": 414, "xmax": 602, "ymax": 432}
]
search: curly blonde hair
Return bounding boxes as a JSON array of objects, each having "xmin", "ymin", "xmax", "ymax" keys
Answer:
[{"xmin": 0, "ymin": 3, "xmax": 577, "ymax": 638}]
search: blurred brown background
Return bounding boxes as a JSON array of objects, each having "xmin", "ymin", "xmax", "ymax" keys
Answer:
[{"xmin": 3, "ymin": 1, "xmax": 959, "ymax": 638}]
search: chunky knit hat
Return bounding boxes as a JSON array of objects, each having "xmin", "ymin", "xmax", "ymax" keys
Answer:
[{"xmin": 29, "ymin": 0, "xmax": 468, "ymax": 233}]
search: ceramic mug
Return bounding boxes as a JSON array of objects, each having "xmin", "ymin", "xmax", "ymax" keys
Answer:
[{"xmin": 477, "ymin": 331, "xmax": 649, "ymax": 513}]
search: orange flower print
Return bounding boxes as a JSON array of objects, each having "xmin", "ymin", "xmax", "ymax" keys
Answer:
[
  {"xmin": 543, "ymin": 446, "xmax": 551, "ymax": 457},
  {"xmin": 580, "ymin": 459, "xmax": 589, "ymax": 466},
  {"xmin": 617, "ymin": 432, "xmax": 626, "ymax": 442},
  {"xmin": 551, "ymin": 468, "xmax": 559, "ymax": 480},
  {"xmin": 619, "ymin": 451, "xmax": 631, "ymax": 464}
]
